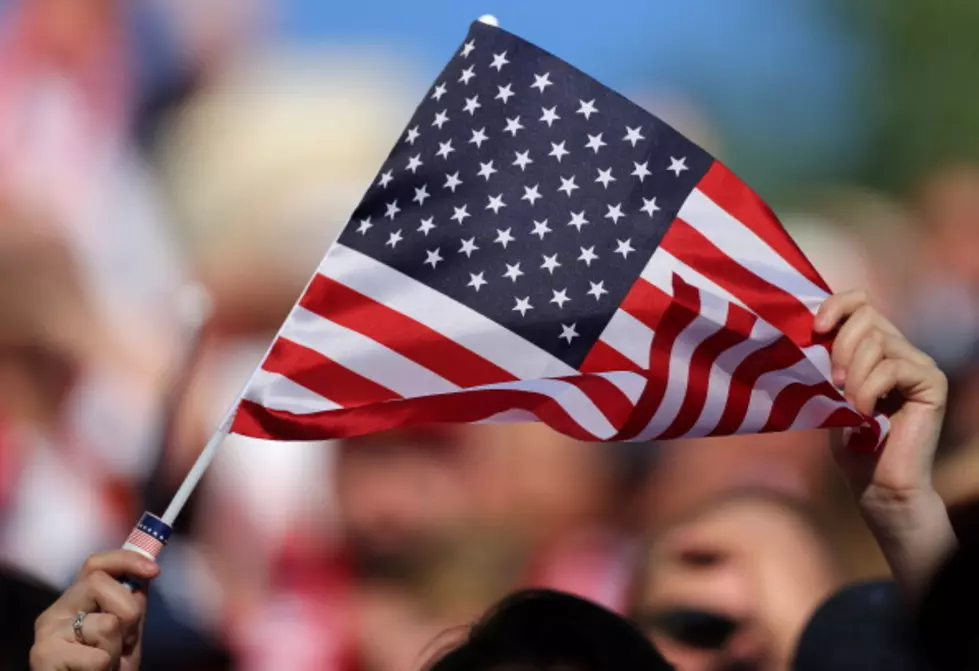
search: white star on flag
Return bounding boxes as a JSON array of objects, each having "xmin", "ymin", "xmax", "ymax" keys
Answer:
[
  {"xmin": 503, "ymin": 262, "xmax": 524, "ymax": 282},
  {"xmin": 522, "ymin": 184, "xmax": 542, "ymax": 205},
  {"xmin": 585, "ymin": 133, "xmax": 607, "ymax": 153},
  {"xmin": 668, "ymin": 156, "xmax": 688, "ymax": 176},
  {"xmin": 550, "ymin": 288, "xmax": 571, "ymax": 309},
  {"xmin": 494, "ymin": 228, "xmax": 515, "ymax": 247},
  {"xmin": 470, "ymin": 128, "xmax": 489, "ymax": 148},
  {"xmin": 578, "ymin": 246, "xmax": 598, "ymax": 266},
  {"xmin": 486, "ymin": 194, "xmax": 506, "ymax": 214},
  {"xmin": 605, "ymin": 203, "xmax": 624, "ymax": 223},
  {"xmin": 477, "ymin": 160, "xmax": 498, "ymax": 180},
  {"xmin": 540, "ymin": 106, "xmax": 561, "ymax": 127},
  {"xmin": 587, "ymin": 281, "xmax": 608, "ymax": 300},
  {"xmin": 623, "ymin": 126, "xmax": 645, "ymax": 146},
  {"xmin": 444, "ymin": 171, "xmax": 463, "ymax": 192},
  {"xmin": 424, "ymin": 248, "xmax": 443, "ymax": 268},
  {"xmin": 467, "ymin": 272, "xmax": 487, "ymax": 291},
  {"xmin": 490, "ymin": 51, "xmax": 510, "ymax": 71},
  {"xmin": 640, "ymin": 197, "xmax": 661, "ymax": 217},
  {"xmin": 614, "ymin": 238, "xmax": 635, "ymax": 258},
  {"xmin": 576, "ymin": 99, "xmax": 598, "ymax": 119},
  {"xmin": 549, "ymin": 141, "xmax": 569, "ymax": 162},
  {"xmin": 558, "ymin": 176, "xmax": 579, "ymax": 197},
  {"xmin": 513, "ymin": 150, "xmax": 533, "ymax": 171},
  {"xmin": 513, "ymin": 296, "xmax": 533, "ymax": 316},
  {"xmin": 531, "ymin": 72, "xmax": 553, "ymax": 92},
  {"xmin": 632, "ymin": 161, "xmax": 651, "ymax": 182},
  {"xmin": 496, "ymin": 83, "xmax": 515, "ymax": 103}
]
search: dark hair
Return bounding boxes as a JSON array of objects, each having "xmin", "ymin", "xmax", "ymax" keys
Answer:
[{"xmin": 425, "ymin": 589, "xmax": 673, "ymax": 671}]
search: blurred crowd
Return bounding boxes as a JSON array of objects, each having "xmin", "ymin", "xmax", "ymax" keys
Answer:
[{"xmin": 2, "ymin": 1, "xmax": 979, "ymax": 670}]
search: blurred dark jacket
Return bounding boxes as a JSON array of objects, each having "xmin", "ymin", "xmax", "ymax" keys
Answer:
[{"xmin": 0, "ymin": 563, "xmax": 57, "ymax": 671}]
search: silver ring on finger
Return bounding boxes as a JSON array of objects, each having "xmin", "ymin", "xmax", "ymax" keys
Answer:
[{"xmin": 72, "ymin": 610, "xmax": 88, "ymax": 644}]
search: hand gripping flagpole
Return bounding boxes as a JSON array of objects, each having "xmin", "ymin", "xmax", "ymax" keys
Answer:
[{"xmin": 119, "ymin": 12, "xmax": 503, "ymax": 587}]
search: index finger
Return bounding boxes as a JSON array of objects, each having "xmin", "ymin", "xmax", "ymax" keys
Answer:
[
  {"xmin": 77, "ymin": 550, "xmax": 159, "ymax": 582},
  {"xmin": 814, "ymin": 290, "xmax": 901, "ymax": 337},
  {"xmin": 814, "ymin": 291, "xmax": 869, "ymax": 333}
]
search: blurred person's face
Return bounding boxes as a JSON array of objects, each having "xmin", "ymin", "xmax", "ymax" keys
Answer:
[
  {"xmin": 633, "ymin": 497, "xmax": 843, "ymax": 671},
  {"xmin": 466, "ymin": 423, "xmax": 612, "ymax": 542},
  {"xmin": 335, "ymin": 428, "xmax": 473, "ymax": 581},
  {"xmin": 641, "ymin": 431, "xmax": 830, "ymax": 529}
]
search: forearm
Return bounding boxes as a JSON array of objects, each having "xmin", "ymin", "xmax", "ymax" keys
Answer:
[{"xmin": 859, "ymin": 487, "xmax": 957, "ymax": 601}]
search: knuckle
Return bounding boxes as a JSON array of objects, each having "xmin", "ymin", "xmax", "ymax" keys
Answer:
[
  {"xmin": 80, "ymin": 555, "xmax": 100, "ymax": 577},
  {"xmin": 29, "ymin": 643, "xmax": 49, "ymax": 667},
  {"xmin": 104, "ymin": 614, "xmax": 123, "ymax": 636},
  {"xmin": 118, "ymin": 600, "xmax": 141, "ymax": 627},
  {"xmin": 33, "ymin": 610, "xmax": 54, "ymax": 633}
]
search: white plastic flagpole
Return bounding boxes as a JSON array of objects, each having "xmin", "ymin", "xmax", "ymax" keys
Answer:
[{"xmin": 120, "ymin": 11, "xmax": 505, "ymax": 577}]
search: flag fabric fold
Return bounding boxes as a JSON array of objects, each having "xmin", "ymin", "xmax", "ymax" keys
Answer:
[{"xmin": 229, "ymin": 20, "xmax": 888, "ymax": 444}]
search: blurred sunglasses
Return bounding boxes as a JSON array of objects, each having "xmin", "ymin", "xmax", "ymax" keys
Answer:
[{"xmin": 633, "ymin": 608, "xmax": 740, "ymax": 650}]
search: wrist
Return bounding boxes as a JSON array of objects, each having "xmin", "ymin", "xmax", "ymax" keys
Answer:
[{"xmin": 858, "ymin": 486, "xmax": 957, "ymax": 600}]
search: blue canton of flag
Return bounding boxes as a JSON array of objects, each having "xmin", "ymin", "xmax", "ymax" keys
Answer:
[{"xmin": 341, "ymin": 24, "xmax": 711, "ymax": 368}]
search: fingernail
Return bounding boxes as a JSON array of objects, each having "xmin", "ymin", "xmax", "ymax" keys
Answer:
[{"xmin": 832, "ymin": 366, "xmax": 846, "ymax": 386}]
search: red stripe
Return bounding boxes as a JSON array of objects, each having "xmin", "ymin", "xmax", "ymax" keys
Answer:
[
  {"xmin": 300, "ymin": 274, "xmax": 517, "ymax": 388},
  {"xmin": 658, "ymin": 304, "xmax": 757, "ymax": 440},
  {"xmin": 698, "ymin": 162, "xmax": 831, "ymax": 294},
  {"xmin": 708, "ymin": 336, "xmax": 804, "ymax": 437},
  {"xmin": 263, "ymin": 337, "xmax": 400, "ymax": 408},
  {"xmin": 612, "ymin": 274, "xmax": 701, "ymax": 440},
  {"xmin": 619, "ymin": 278, "xmax": 672, "ymax": 331},
  {"xmin": 233, "ymin": 383, "xmax": 614, "ymax": 443},
  {"xmin": 580, "ymin": 339, "xmax": 644, "ymax": 375},
  {"xmin": 661, "ymin": 218, "xmax": 817, "ymax": 346}
]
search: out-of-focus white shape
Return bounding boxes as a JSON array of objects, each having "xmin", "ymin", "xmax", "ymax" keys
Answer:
[
  {"xmin": 162, "ymin": 47, "xmax": 425, "ymax": 287},
  {"xmin": 0, "ymin": 437, "xmax": 116, "ymax": 586},
  {"xmin": 176, "ymin": 283, "xmax": 214, "ymax": 333},
  {"xmin": 782, "ymin": 215, "xmax": 877, "ymax": 297},
  {"xmin": 478, "ymin": 14, "xmax": 499, "ymax": 26}
]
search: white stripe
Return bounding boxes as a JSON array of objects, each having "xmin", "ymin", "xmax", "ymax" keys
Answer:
[
  {"xmin": 473, "ymin": 378, "xmax": 618, "ymax": 439},
  {"xmin": 631, "ymin": 308, "xmax": 727, "ymax": 441},
  {"xmin": 688, "ymin": 318, "xmax": 783, "ymax": 436},
  {"xmin": 802, "ymin": 343, "xmax": 833, "ymax": 382},
  {"xmin": 642, "ymin": 246, "xmax": 748, "ymax": 309},
  {"xmin": 598, "ymin": 309, "xmax": 653, "ymax": 368},
  {"xmin": 679, "ymin": 189, "xmax": 829, "ymax": 312},
  {"xmin": 245, "ymin": 369, "xmax": 341, "ymax": 415},
  {"xmin": 596, "ymin": 371, "xmax": 646, "ymax": 404},
  {"xmin": 282, "ymin": 305, "xmax": 459, "ymax": 398},
  {"xmin": 319, "ymin": 244, "xmax": 578, "ymax": 380}
]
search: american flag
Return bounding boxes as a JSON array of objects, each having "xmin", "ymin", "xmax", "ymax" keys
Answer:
[{"xmin": 229, "ymin": 21, "xmax": 887, "ymax": 444}]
